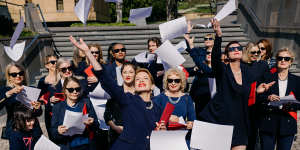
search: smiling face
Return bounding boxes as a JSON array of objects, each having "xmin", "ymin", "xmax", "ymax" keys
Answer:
[
  {"xmin": 122, "ymin": 65, "xmax": 135, "ymax": 85},
  {"xmin": 8, "ymin": 66, "xmax": 25, "ymax": 86},
  {"xmin": 228, "ymin": 43, "xmax": 243, "ymax": 60},
  {"xmin": 112, "ymin": 44, "xmax": 126, "ymax": 60},
  {"xmin": 167, "ymin": 73, "xmax": 181, "ymax": 93},
  {"xmin": 277, "ymin": 51, "xmax": 292, "ymax": 70},
  {"xmin": 204, "ymin": 36, "xmax": 214, "ymax": 48},
  {"xmin": 134, "ymin": 71, "xmax": 153, "ymax": 93},
  {"xmin": 64, "ymin": 80, "xmax": 81, "ymax": 102},
  {"xmin": 90, "ymin": 46, "xmax": 100, "ymax": 60},
  {"xmin": 59, "ymin": 62, "xmax": 73, "ymax": 79},
  {"xmin": 248, "ymin": 46, "xmax": 260, "ymax": 62}
]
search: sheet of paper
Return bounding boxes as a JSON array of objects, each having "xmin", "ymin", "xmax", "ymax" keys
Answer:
[
  {"xmin": 155, "ymin": 40, "xmax": 185, "ymax": 68},
  {"xmin": 190, "ymin": 120, "xmax": 233, "ymax": 150},
  {"xmin": 207, "ymin": 0, "xmax": 236, "ymax": 27},
  {"xmin": 175, "ymin": 40, "xmax": 187, "ymax": 53},
  {"xmin": 178, "ymin": 116, "xmax": 186, "ymax": 125},
  {"xmin": 130, "ymin": 18, "xmax": 147, "ymax": 26},
  {"xmin": 195, "ymin": 24, "xmax": 208, "ymax": 28},
  {"xmin": 90, "ymin": 97, "xmax": 109, "ymax": 130},
  {"xmin": 74, "ymin": 0, "xmax": 92, "ymax": 24},
  {"xmin": 116, "ymin": 66, "xmax": 124, "ymax": 86},
  {"xmin": 281, "ymin": 95, "xmax": 296, "ymax": 101},
  {"xmin": 159, "ymin": 17, "xmax": 188, "ymax": 42},
  {"xmin": 63, "ymin": 110, "xmax": 86, "ymax": 136},
  {"xmin": 34, "ymin": 135, "xmax": 60, "ymax": 150},
  {"xmin": 134, "ymin": 52, "xmax": 157, "ymax": 63},
  {"xmin": 104, "ymin": 0, "xmax": 123, "ymax": 3},
  {"xmin": 4, "ymin": 41, "xmax": 26, "ymax": 62},
  {"xmin": 10, "ymin": 17, "xmax": 25, "ymax": 48},
  {"xmin": 208, "ymin": 78, "xmax": 216, "ymax": 98},
  {"xmin": 151, "ymin": 130, "xmax": 188, "ymax": 150},
  {"xmin": 269, "ymin": 95, "xmax": 300, "ymax": 107},
  {"xmin": 129, "ymin": 7, "xmax": 152, "ymax": 21},
  {"xmin": 16, "ymin": 86, "xmax": 41, "ymax": 109},
  {"xmin": 89, "ymin": 82, "xmax": 111, "ymax": 99}
]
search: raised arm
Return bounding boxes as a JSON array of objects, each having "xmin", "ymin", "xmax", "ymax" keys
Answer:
[{"xmin": 210, "ymin": 19, "xmax": 223, "ymax": 77}]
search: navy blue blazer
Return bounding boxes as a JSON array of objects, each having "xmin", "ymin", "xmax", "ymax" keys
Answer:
[
  {"xmin": 94, "ymin": 67, "xmax": 161, "ymax": 150},
  {"xmin": 257, "ymin": 72, "xmax": 300, "ymax": 135}
]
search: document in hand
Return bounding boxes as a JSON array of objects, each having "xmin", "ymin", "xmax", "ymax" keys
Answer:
[
  {"xmin": 154, "ymin": 40, "xmax": 186, "ymax": 68},
  {"xmin": 150, "ymin": 130, "xmax": 188, "ymax": 150},
  {"xmin": 16, "ymin": 86, "xmax": 41, "ymax": 109},
  {"xmin": 34, "ymin": 135, "xmax": 60, "ymax": 150},
  {"xmin": 268, "ymin": 95, "xmax": 300, "ymax": 107},
  {"xmin": 63, "ymin": 110, "xmax": 86, "ymax": 136},
  {"xmin": 159, "ymin": 17, "xmax": 188, "ymax": 42},
  {"xmin": 74, "ymin": 0, "xmax": 92, "ymax": 24},
  {"xmin": 190, "ymin": 120, "xmax": 233, "ymax": 150},
  {"xmin": 4, "ymin": 41, "xmax": 26, "ymax": 62},
  {"xmin": 129, "ymin": 7, "xmax": 152, "ymax": 25},
  {"xmin": 90, "ymin": 97, "xmax": 109, "ymax": 130}
]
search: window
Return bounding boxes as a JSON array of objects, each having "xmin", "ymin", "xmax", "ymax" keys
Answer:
[{"xmin": 56, "ymin": 0, "xmax": 64, "ymax": 12}]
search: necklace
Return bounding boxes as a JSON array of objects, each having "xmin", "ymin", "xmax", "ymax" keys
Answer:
[
  {"xmin": 168, "ymin": 96, "xmax": 181, "ymax": 104},
  {"xmin": 146, "ymin": 100, "xmax": 153, "ymax": 110}
]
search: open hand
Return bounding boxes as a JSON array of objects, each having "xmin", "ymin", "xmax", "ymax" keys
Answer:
[{"xmin": 69, "ymin": 36, "xmax": 89, "ymax": 52}]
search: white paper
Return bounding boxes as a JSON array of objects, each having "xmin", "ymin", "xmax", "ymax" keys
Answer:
[
  {"xmin": 153, "ymin": 86, "xmax": 161, "ymax": 96},
  {"xmin": 134, "ymin": 52, "xmax": 159, "ymax": 63},
  {"xmin": 104, "ymin": 0, "xmax": 122, "ymax": 3},
  {"xmin": 130, "ymin": 18, "xmax": 147, "ymax": 26},
  {"xmin": 10, "ymin": 17, "xmax": 25, "ymax": 48},
  {"xmin": 90, "ymin": 97, "xmax": 109, "ymax": 130},
  {"xmin": 151, "ymin": 130, "xmax": 188, "ymax": 150},
  {"xmin": 159, "ymin": 17, "xmax": 188, "ymax": 42},
  {"xmin": 195, "ymin": 24, "xmax": 208, "ymax": 28},
  {"xmin": 208, "ymin": 78, "xmax": 216, "ymax": 98},
  {"xmin": 280, "ymin": 95, "xmax": 296, "ymax": 101},
  {"xmin": 129, "ymin": 7, "xmax": 152, "ymax": 22},
  {"xmin": 34, "ymin": 135, "xmax": 60, "ymax": 150},
  {"xmin": 207, "ymin": 0, "xmax": 236, "ymax": 27},
  {"xmin": 116, "ymin": 66, "xmax": 124, "ymax": 86},
  {"xmin": 62, "ymin": 110, "xmax": 86, "ymax": 136},
  {"xmin": 16, "ymin": 86, "xmax": 41, "ymax": 109},
  {"xmin": 155, "ymin": 40, "xmax": 185, "ymax": 68},
  {"xmin": 190, "ymin": 120, "xmax": 233, "ymax": 150},
  {"xmin": 74, "ymin": 0, "xmax": 92, "ymax": 24},
  {"xmin": 175, "ymin": 40, "xmax": 187, "ymax": 53},
  {"xmin": 4, "ymin": 41, "xmax": 26, "ymax": 62},
  {"xmin": 178, "ymin": 116, "xmax": 186, "ymax": 125},
  {"xmin": 89, "ymin": 82, "xmax": 111, "ymax": 99}
]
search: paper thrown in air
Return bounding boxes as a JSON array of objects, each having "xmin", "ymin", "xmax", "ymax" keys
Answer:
[
  {"xmin": 74, "ymin": 0, "xmax": 92, "ymax": 24},
  {"xmin": 4, "ymin": 41, "xmax": 26, "ymax": 62},
  {"xmin": 159, "ymin": 17, "xmax": 188, "ymax": 42},
  {"xmin": 89, "ymin": 82, "xmax": 111, "ymax": 99},
  {"xmin": 175, "ymin": 40, "xmax": 187, "ymax": 53},
  {"xmin": 34, "ymin": 135, "xmax": 60, "ymax": 150},
  {"xmin": 129, "ymin": 7, "xmax": 152, "ymax": 23},
  {"xmin": 207, "ymin": 0, "xmax": 236, "ymax": 27},
  {"xmin": 151, "ymin": 130, "xmax": 188, "ymax": 150},
  {"xmin": 10, "ymin": 17, "xmax": 25, "ymax": 48}
]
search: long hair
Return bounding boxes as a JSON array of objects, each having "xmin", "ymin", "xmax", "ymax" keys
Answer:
[
  {"xmin": 12, "ymin": 105, "xmax": 37, "ymax": 132},
  {"xmin": 72, "ymin": 47, "xmax": 85, "ymax": 68},
  {"xmin": 87, "ymin": 43, "xmax": 105, "ymax": 65},
  {"xmin": 242, "ymin": 42, "xmax": 260, "ymax": 63},
  {"xmin": 106, "ymin": 43, "xmax": 117, "ymax": 64},
  {"xmin": 5, "ymin": 63, "xmax": 27, "ymax": 87},
  {"xmin": 257, "ymin": 39, "xmax": 272, "ymax": 60}
]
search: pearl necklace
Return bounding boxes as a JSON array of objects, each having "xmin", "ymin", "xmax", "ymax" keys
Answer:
[{"xmin": 168, "ymin": 96, "xmax": 181, "ymax": 104}]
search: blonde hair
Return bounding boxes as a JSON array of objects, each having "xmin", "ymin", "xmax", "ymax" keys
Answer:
[
  {"xmin": 242, "ymin": 42, "xmax": 260, "ymax": 63},
  {"xmin": 276, "ymin": 48, "xmax": 295, "ymax": 63},
  {"xmin": 5, "ymin": 63, "xmax": 27, "ymax": 87},
  {"xmin": 72, "ymin": 47, "xmax": 85, "ymax": 68},
  {"xmin": 204, "ymin": 33, "xmax": 215, "ymax": 39},
  {"xmin": 163, "ymin": 68, "xmax": 186, "ymax": 92},
  {"xmin": 135, "ymin": 68, "xmax": 154, "ymax": 85},
  {"xmin": 87, "ymin": 43, "xmax": 105, "ymax": 65}
]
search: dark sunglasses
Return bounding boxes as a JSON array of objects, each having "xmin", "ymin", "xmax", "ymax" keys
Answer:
[
  {"xmin": 228, "ymin": 46, "xmax": 243, "ymax": 52},
  {"xmin": 60, "ymin": 67, "xmax": 72, "ymax": 73},
  {"xmin": 113, "ymin": 48, "xmax": 126, "ymax": 53},
  {"xmin": 48, "ymin": 60, "xmax": 57, "ymax": 65},
  {"xmin": 259, "ymin": 47, "xmax": 266, "ymax": 50},
  {"xmin": 91, "ymin": 51, "xmax": 100, "ymax": 54},
  {"xmin": 204, "ymin": 37, "xmax": 213, "ymax": 41},
  {"xmin": 250, "ymin": 51, "xmax": 261, "ymax": 55},
  {"xmin": 66, "ymin": 87, "xmax": 81, "ymax": 93},
  {"xmin": 277, "ymin": 56, "xmax": 291, "ymax": 62},
  {"xmin": 9, "ymin": 71, "xmax": 25, "ymax": 77},
  {"xmin": 167, "ymin": 79, "xmax": 181, "ymax": 83},
  {"xmin": 206, "ymin": 51, "xmax": 212, "ymax": 55}
]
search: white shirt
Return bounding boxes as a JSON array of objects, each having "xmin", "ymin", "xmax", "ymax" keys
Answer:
[{"xmin": 278, "ymin": 79, "xmax": 288, "ymax": 98}]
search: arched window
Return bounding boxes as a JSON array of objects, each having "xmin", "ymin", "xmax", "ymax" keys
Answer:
[{"xmin": 56, "ymin": 0, "xmax": 64, "ymax": 12}]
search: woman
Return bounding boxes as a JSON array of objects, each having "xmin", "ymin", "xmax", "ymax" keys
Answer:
[
  {"xmin": 258, "ymin": 48, "xmax": 300, "ymax": 150},
  {"xmin": 9, "ymin": 105, "xmax": 42, "ymax": 150},
  {"xmin": 153, "ymin": 68, "xmax": 196, "ymax": 129},
  {"xmin": 50, "ymin": 77, "xmax": 99, "ymax": 150},
  {"xmin": 199, "ymin": 19, "xmax": 274, "ymax": 150},
  {"xmin": 70, "ymin": 36, "xmax": 165, "ymax": 150},
  {"xmin": 0, "ymin": 63, "xmax": 42, "ymax": 139},
  {"xmin": 257, "ymin": 39, "xmax": 276, "ymax": 68},
  {"xmin": 104, "ymin": 62, "xmax": 137, "ymax": 147},
  {"xmin": 72, "ymin": 47, "xmax": 86, "ymax": 76},
  {"xmin": 106, "ymin": 43, "xmax": 117, "ymax": 64},
  {"xmin": 242, "ymin": 42, "xmax": 261, "ymax": 63}
]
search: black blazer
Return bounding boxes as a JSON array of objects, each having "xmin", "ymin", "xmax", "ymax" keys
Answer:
[{"xmin": 258, "ymin": 72, "xmax": 300, "ymax": 135}]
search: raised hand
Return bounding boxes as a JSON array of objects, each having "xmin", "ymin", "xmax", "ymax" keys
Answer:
[
  {"xmin": 187, "ymin": 20, "xmax": 194, "ymax": 33},
  {"xmin": 183, "ymin": 34, "xmax": 195, "ymax": 49},
  {"xmin": 210, "ymin": 18, "xmax": 222, "ymax": 37},
  {"xmin": 69, "ymin": 36, "xmax": 89, "ymax": 52}
]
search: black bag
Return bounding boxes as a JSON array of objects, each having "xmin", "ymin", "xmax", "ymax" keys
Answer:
[{"xmin": 1, "ymin": 126, "xmax": 8, "ymax": 139}]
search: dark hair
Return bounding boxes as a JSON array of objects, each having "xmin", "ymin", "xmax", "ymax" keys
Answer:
[
  {"xmin": 112, "ymin": 43, "xmax": 125, "ymax": 53},
  {"xmin": 224, "ymin": 41, "xmax": 241, "ymax": 56},
  {"xmin": 107, "ymin": 43, "xmax": 117, "ymax": 64},
  {"xmin": 12, "ymin": 105, "xmax": 36, "ymax": 132},
  {"xmin": 257, "ymin": 39, "xmax": 273, "ymax": 60},
  {"xmin": 147, "ymin": 37, "xmax": 162, "ymax": 48},
  {"xmin": 63, "ymin": 77, "xmax": 82, "ymax": 97},
  {"xmin": 121, "ymin": 62, "xmax": 137, "ymax": 74}
]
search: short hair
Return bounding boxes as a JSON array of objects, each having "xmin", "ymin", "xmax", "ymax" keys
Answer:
[
  {"xmin": 257, "ymin": 39, "xmax": 272, "ymax": 60},
  {"xmin": 242, "ymin": 42, "xmax": 259, "ymax": 63},
  {"xmin": 112, "ymin": 43, "xmax": 125, "ymax": 52},
  {"xmin": 44, "ymin": 55, "xmax": 58, "ymax": 65},
  {"xmin": 224, "ymin": 41, "xmax": 241, "ymax": 57},
  {"xmin": 12, "ymin": 105, "xmax": 36, "ymax": 132},
  {"xmin": 121, "ymin": 62, "xmax": 137, "ymax": 74},
  {"xmin": 135, "ymin": 68, "xmax": 154, "ymax": 85},
  {"xmin": 56, "ymin": 58, "xmax": 72, "ymax": 70},
  {"xmin": 87, "ymin": 43, "xmax": 105, "ymax": 64},
  {"xmin": 163, "ymin": 68, "xmax": 186, "ymax": 92},
  {"xmin": 62, "ymin": 77, "xmax": 82, "ymax": 96},
  {"xmin": 275, "ymin": 48, "xmax": 295, "ymax": 63},
  {"xmin": 5, "ymin": 63, "xmax": 27, "ymax": 87},
  {"xmin": 204, "ymin": 33, "xmax": 215, "ymax": 40},
  {"xmin": 147, "ymin": 37, "xmax": 162, "ymax": 48}
]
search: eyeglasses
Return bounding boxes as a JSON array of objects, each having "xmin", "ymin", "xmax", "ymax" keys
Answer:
[
  {"xmin": 91, "ymin": 51, "xmax": 100, "ymax": 55},
  {"xmin": 167, "ymin": 79, "xmax": 181, "ymax": 83},
  {"xmin": 206, "ymin": 51, "xmax": 212, "ymax": 55},
  {"xmin": 259, "ymin": 47, "xmax": 266, "ymax": 50},
  {"xmin": 204, "ymin": 37, "xmax": 213, "ymax": 41},
  {"xmin": 228, "ymin": 46, "xmax": 243, "ymax": 52},
  {"xmin": 113, "ymin": 48, "xmax": 126, "ymax": 53},
  {"xmin": 9, "ymin": 71, "xmax": 25, "ymax": 77},
  {"xmin": 60, "ymin": 67, "xmax": 72, "ymax": 73},
  {"xmin": 250, "ymin": 51, "xmax": 261, "ymax": 55},
  {"xmin": 277, "ymin": 56, "xmax": 291, "ymax": 62},
  {"xmin": 48, "ymin": 60, "xmax": 57, "ymax": 65},
  {"xmin": 66, "ymin": 87, "xmax": 81, "ymax": 93}
]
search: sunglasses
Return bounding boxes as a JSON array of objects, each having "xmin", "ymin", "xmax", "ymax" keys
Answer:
[
  {"xmin": 259, "ymin": 47, "xmax": 266, "ymax": 50},
  {"xmin": 204, "ymin": 37, "xmax": 213, "ymax": 41},
  {"xmin": 48, "ymin": 60, "xmax": 57, "ymax": 65},
  {"xmin": 250, "ymin": 51, "xmax": 261, "ymax": 55},
  {"xmin": 277, "ymin": 56, "xmax": 291, "ymax": 62},
  {"xmin": 66, "ymin": 87, "xmax": 81, "ymax": 93},
  {"xmin": 113, "ymin": 48, "xmax": 126, "ymax": 53},
  {"xmin": 60, "ymin": 67, "xmax": 72, "ymax": 73},
  {"xmin": 167, "ymin": 79, "xmax": 181, "ymax": 83},
  {"xmin": 206, "ymin": 51, "xmax": 212, "ymax": 55},
  {"xmin": 9, "ymin": 71, "xmax": 25, "ymax": 77},
  {"xmin": 91, "ymin": 51, "xmax": 99, "ymax": 54},
  {"xmin": 228, "ymin": 46, "xmax": 243, "ymax": 52}
]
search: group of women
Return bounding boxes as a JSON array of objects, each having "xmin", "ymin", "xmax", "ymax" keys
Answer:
[{"xmin": 0, "ymin": 19, "xmax": 299, "ymax": 150}]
